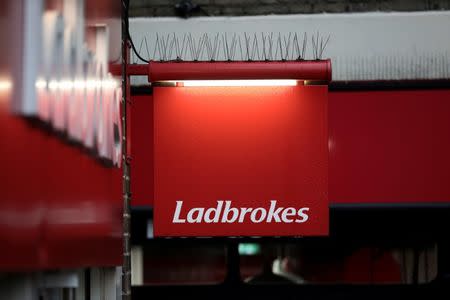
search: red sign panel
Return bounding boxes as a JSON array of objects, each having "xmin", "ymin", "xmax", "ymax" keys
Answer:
[{"xmin": 153, "ymin": 85, "xmax": 328, "ymax": 237}]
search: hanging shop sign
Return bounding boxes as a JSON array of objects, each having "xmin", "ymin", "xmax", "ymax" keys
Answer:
[{"xmin": 153, "ymin": 84, "xmax": 329, "ymax": 237}]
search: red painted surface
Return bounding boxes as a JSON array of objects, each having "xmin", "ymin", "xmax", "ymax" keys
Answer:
[
  {"xmin": 131, "ymin": 89, "xmax": 450, "ymax": 207},
  {"xmin": 0, "ymin": 96, "xmax": 122, "ymax": 270},
  {"xmin": 329, "ymin": 90, "xmax": 450, "ymax": 203},
  {"xmin": 152, "ymin": 85, "xmax": 329, "ymax": 236},
  {"xmin": 0, "ymin": 0, "xmax": 122, "ymax": 271},
  {"xmin": 131, "ymin": 95, "xmax": 154, "ymax": 207},
  {"xmin": 148, "ymin": 60, "xmax": 332, "ymax": 82}
]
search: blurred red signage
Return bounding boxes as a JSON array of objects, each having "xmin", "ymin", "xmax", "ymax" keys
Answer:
[
  {"xmin": 153, "ymin": 85, "xmax": 329, "ymax": 237},
  {"xmin": 13, "ymin": 0, "xmax": 121, "ymax": 166}
]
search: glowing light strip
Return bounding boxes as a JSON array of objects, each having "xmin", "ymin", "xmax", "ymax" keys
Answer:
[
  {"xmin": 174, "ymin": 80, "xmax": 298, "ymax": 87},
  {"xmin": 35, "ymin": 78, "xmax": 119, "ymax": 90}
]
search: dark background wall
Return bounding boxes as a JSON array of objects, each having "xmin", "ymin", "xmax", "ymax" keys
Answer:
[{"xmin": 129, "ymin": 0, "xmax": 450, "ymax": 17}]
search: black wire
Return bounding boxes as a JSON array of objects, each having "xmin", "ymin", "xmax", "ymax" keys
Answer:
[{"xmin": 123, "ymin": 0, "xmax": 150, "ymax": 63}]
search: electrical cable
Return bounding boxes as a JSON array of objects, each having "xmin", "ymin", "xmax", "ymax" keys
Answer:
[{"xmin": 123, "ymin": 0, "xmax": 150, "ymax": 63}]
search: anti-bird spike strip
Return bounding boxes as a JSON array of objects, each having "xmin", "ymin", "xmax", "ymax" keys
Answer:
[{"xmin": 134, "ymin": 32, "xmax": 330, "ymax": 63}]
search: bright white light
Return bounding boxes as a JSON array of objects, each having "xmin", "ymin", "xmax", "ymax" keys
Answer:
[
  {"xmin": 48, "ymin": 80, "xmax": 59, "ymax": 91},
  {"xmin": 101, "ymin": 79, "xmax": 118, "ymax": 89},
  {"xmin": 85, "ymin": 79, "xmax": 99, "ymax": 89},
  {"xmin": 33, "ymin": 75, "xmax": 118, "ymax": 92},
  {"xmin": 35, "ymin": 79, "xmax": 47, "ymax": 89},
  {"xmin": 176, "ymin": 80, "xmax": 298, "ymax": 87},
  {"xmin": 59, "ymin": 80, "xmax": 74, "ymax": 90},
  {"xmin": 0, "ymin": 80, "xmax": 12, "ymax": 91},
  {"xmin": 74, "ymin": 80, "xmax": 86, "ymax": 89}
]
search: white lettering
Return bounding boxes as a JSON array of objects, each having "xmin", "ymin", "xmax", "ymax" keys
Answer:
[
  {"xmin": 238, "ymin": 208, "xmax": 252, "ymax": 223},
  {"xmin": 266, "ymin": 200, "xmax": 283, "ymax": 222},
  {"xmin": 172, "ymin": 201, "xmax": 185, "ymax": 223},
  {"xmin": 250, "ymin": 207, "xmax": 267, "ymax": 223},
  {"xmin": 281, "ymin": 207, "xmax": 296, "ymax": 223},
  {"xmin": 204, "ymin": 201, "xmax": 224, "ymax": 223},
  {"xmin": 221, "ymin": 201, "xmax": 239, "ymax": 223},
  {"xmin": 172, "ymin": 200, "xmax": 311, "ymax": 224},
  {"xmin": 295, "ymin": 207, "xmax": 310, "ymax": 223},
  {"xmin": 187, "ymin": 207, "xmax": 204, "ymax": 223}
]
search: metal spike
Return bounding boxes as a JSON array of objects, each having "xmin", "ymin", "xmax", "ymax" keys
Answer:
[
  {"xmin": 275, "ymin": 33, "xmax": 283, "ymax": 61},
  {"xmin": 215, "ymin": 39, "xmax": 222, "ymax": 61},
  {"xmin": 238, "ymin": 35, "xmax": 244, "ymax": 61},
  {"xmin": 164, "ymin": 33, "xmax": 170, "ymax": 60},
  {"xmin": 244, "ymin": 32, "xmax": 251, "ymax": 61},
  {"xmin": 252, "ymin": 33, "xmax": 260, "ymax": 61},
  {"xmin": 302, "ymin": 32, "xmax": 307, "ymax": 59},
  {"xmin": 311, "ymin": 34, "xmax": 317, "ymax": 60},
  {"xmin": 150, "ymin": 31, "xmax": 321, "ymax": 61},
  {"xmin": 225, "ymin": 33, "xmax": 231, "ymax": 61},
  {"xmin": 187, "ymin": 33, "xmax": 194, "ymax": 61},
  {"xmin": 159, "ymin": 34, "xmax": 167, "ymax": 61},
  {"xmin": 227, "ymin": 33, "xmax": 231, "ymax": 60},
  {"xmin": 319, "ymin": 34, "xmax": 330, "ymax": 59},
  {"xmin": 230, "ymin": 33, "xmax": 238, "ymax": 61},
  {"xmin": 211, "ymin": 33, "xmax": 219, "ymax": 61},
  {"xmin": 144, "ymin": 37, "xmax": 150, "ymax": 61},
  {"xmin": 261, "ymin": 33, "xmax": 267, "ymax": 61},
  {"xmin": 312, "ymin": 32, "xmax": 316, "ymax": 60},
  {"xmin": 316, "ymin": 31, "xmax": 320, "ymax": 60},
  {"xmin": 153, "ymin": 33, "xmax": 160, "ymax": 61},
  {"xmin": 158, "ymin": 33, "xmax": 164, "ymax": 61},
  {"xmin": 209, "ymin": 34, "xmax": 215, "ymax": 60},
  {"xmin": 283, "ymin": 32, "xmax": 292, "ymax": 60},
  {"xmin": 174, "ymin": 34, "xmax": 181, "ymax": 60},
  {"xmin": 197, "ymin": 34, "xmax": 206, "ymax": 61},
  {"xmin": 289, "ymin": 32, "xmax": 293, "ymax": 60},
  {"xmin": 160, "ymin": 33, "xmax": 167, "ymax": 60},
  {"xmin": 319, "ymin": 36, "xmax": 323, "ymax": 60},
  {"xmin": 137, "ymin": 38, "xmax": 145, "ymax": 63},
  {"xmin": 250, "ymin": 34, "xmax": 255, "ymax": 60},
  {"xmin": 204, "ymin": 33, "xmax": 212, "ymax": 61},
  {"xmin": 213, "ymin": 33, "xmax": 217, "ymax": 59},
  {"xmin": 193, "ymin": 34, "xmax": 198, "ymax": 60},
  {"xmin": 194, "ymin": 34, "xmax": 200, "ymax": 60},
  {"xmin": 212, "ymin": 33, "xmax": 219, "ymax": 60},
  {"xmin": 293, "ymin": 33, "xmax": 300, "ymax": 60},
  {"xmin": 180, "ymin": 33, "xmax": 187, "ymax": 60},
  {"xmin": 268, "ymin": 32, "xmax": 274, "ymax": 61},
  {"xmin": 221, "ymin": 33, "xmax": 227, "ymax": 60},
  {"xmin": 186, "ymin": 33, "xmax": 191, "ymax": 60},
  {"xmin": 167, "ymin": 33, "xmax": 176, "ymax": 61}
]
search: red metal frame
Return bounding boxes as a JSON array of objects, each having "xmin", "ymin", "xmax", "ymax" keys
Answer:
[
  {"xmin": 111, "ymin": 60, "xmax": 332, "ymax": 83},
  {"xmin": 148, "ymin": 60, "xmax": 331, "ymax": 82}
]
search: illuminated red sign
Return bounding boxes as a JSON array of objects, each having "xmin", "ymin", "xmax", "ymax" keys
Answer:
[{"xmin": 153, "ymin": 84, "xmax": 329, "ymax": 237}]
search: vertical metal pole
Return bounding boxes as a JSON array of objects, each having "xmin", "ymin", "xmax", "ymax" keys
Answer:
[
  {"xmin": 121, "ymin": 0, "xmax": 131, "ymax": 299},
  {"xmin": 224, "ymin": 241, "xmax": 241, "ymax": 285}
]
